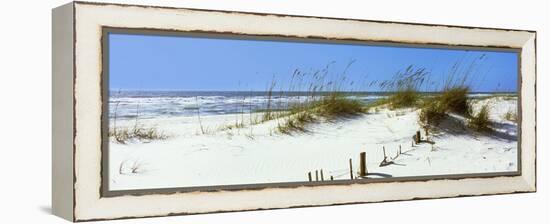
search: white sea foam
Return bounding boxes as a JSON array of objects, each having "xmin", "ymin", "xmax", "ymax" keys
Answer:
[{"xmin": 109, "ymin": 91, "xmax": 387, "ymax": 120}]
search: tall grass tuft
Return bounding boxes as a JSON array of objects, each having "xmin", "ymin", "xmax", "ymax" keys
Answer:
[
  {"xmin": 315, "ymin": 93, "xmax": 364, "ymax": 118},
  {"xmin": 387, "ymin": 89, "xmax": 419, "ymax": 109},
  {"xmin": 377, "ymin": 65, "xmax": 429, "ymax": 109},
  {"xmin": 277, "ymin": 112, "xmax": 315, "ymax": 134},
  {"xmin": 418, "ymin": 101, "xmax": 447, "ymax": 127},
  {"xmin": 503, "ymin": 109, "xmax": 518, "ymax": 122},
  {"xmin": 416, "ymin": 54, "xmax": 490, "ymax": 129},
  {"xmin": 110, "ymin": 89, "xmax": 168, "ymax": 143},
  {"xmin": 417, "ymin": 85, "xmax": 472, "ymax": 130},
  {"xmin": 270, "ymin": 60, "xmax": 367, "ymax": 134},
  {"xmin": 276, "ymin": 93, "xmax": 364, "ymax": 134},
  {"xmin": 109, "ymin": 126, "xmax": 168, "ymax": 144},
  {"xmin": 468, "ymin": 104, "xmax": 491, "ymax": 132},
  {"xmin": 262, "ymin": 78, "xmax": 277, "ymax": 121},
  {"xmin": 438, "ymin": 86, "xmax": 471, "ymax": 116}
]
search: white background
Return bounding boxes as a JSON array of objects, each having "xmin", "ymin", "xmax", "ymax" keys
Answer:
[{"xmin": 0, "ymin": 0, "xmax": 546, "ymax": 223}]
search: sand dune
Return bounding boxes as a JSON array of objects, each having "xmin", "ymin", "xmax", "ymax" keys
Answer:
[{"xmin": 109, "ymin": 96, "xmax": 517, "ymax": 191}]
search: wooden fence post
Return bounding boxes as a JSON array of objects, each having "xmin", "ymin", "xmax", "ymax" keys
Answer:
[
  {"xmin": 416, "ymin": 130, "xmax": 421, "ymax": 143},
  {"xmin": 349, "ymin": 158, "xmax": 353, "ymax": 180},
  {"xmin": 315, "ymin": 170, "xmax": 319, "ymax": 181},
  {"xmin": 399, "ymin": 144, "xmax": 402, "ymax": 154},
  {"xmin": 359, "ymin": 152, "xmax": 367, "ymax": 177},
  {"xmin": 330, "ymin": 176, "xmax": 334, "ymax": 181},
  {"xmin": 320, "ymin": 169, "xmax": 324, "ymax": 181},
  {"xmin": 308, "ymin": 172, "xmax": 312, "ymax": 182}
]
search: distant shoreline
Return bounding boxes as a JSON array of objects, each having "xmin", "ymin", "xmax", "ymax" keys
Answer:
[{"xmin": 108, "ymin": 92, "xmax": 518, "ymax": 120}]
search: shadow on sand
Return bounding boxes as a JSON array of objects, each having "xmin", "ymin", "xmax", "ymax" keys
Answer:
[
  {"xmin": 365, "ymin": 172, "xmax": 393, "ymax": 178},
  {"xmin": 432, "ymin": 114, "xmax": 517, "ymax": 142}
]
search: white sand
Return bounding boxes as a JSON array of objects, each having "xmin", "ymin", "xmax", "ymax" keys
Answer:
[{"xmin": 109, "ymin": 96, "xmax": 518, "ymax": 190}]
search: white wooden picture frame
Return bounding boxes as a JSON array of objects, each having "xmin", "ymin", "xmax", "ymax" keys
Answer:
[{"xmin": 52, "ymin": 1, "xmax": 536, "ymax": 222}]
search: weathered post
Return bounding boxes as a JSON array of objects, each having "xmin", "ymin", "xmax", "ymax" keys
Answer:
[
  {"xmin": 399, "ymin": 145, "xmax": 402, "ymax": 154},
  {"xmin": 320, "ymin": 169, "xmax": 324, "ymax": 181},
  {"xmin": 349, "ymin": 158, "xmax": 353, "ymax": 180},
  {"xmin": 359, "ymin": 152, "xmax": 367, "ymax": 177},
  {"xmin": 330, "ymin": 176, "xmax": 334, "ymax": 181},
  {"xmin": 416, "ymin": 130, "xmax": 421, "ymax": 143},
  {"xmin": 315, "ymin": 170, "xmax": 319, "ymax": 181},
  {"xmin": 308, "ymin": 172, "xmax": 312, "ymax": 182}
]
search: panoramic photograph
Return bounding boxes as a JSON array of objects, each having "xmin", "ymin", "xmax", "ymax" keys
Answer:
[{"xmin": 106, "ymin": 33, "xmax": 519, "ymax": 191}]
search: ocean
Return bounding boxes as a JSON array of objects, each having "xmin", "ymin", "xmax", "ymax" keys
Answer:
[
  {"xmin": 108, "ymin": 90, "xmax": 387, "ymax": 120},
  {"xmin": 108, "ymin": 90, "xmax": 506, "ymax": 120}
]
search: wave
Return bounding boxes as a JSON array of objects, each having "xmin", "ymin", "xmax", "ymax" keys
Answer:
[{"xmin": 108, "ymin": 91, "xmax": 386, "ymax": 120}]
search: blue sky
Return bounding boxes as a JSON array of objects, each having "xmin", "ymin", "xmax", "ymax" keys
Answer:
[{"xmin": 109, "ymin": 33, "xmax": 518, "ymax": 92}]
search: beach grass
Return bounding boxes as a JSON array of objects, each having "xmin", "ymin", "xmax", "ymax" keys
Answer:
[
  {"xmin": 277, "ymin": 112, "xmax": 315, "ymax": 134},
  {"xmin": 387, "ymin": 88, "xmax": 420, "ymax": 109},
  {"xmin": 438, "ymin": 86, "xmax": 471, "ymax": 116},
  {"xmin": 207, "ymin": 57, "xmax": 501, "ymax": 135},
  {"xmin": 414, "ymin": 53, "xmax": 485, "ymax": 130},
  {"xmin": 110, "ymin": 89, "xmax": 169, "ymax": 143},
  {"xmin": 276, "ymin": 93, "xmax": 365, "ymax": 134},
  {"xmin": 418, "ymin": 101, "xmax": 447, "ymax": 127},
  {"xmin": 468, "ymin": 104, "xmax": 491, "ymax": 132},
  {"xmin": 109, "ymin": 126, "xmax": 168, "ymax": 144},
  {"xmin": 315, "ymin": 93, "xmax": 364, "ymax": 118},
  {"xmin": 370, "ymin": 65, "xmax": 428, "ymax": 110},
  {"xmin": 417, "ymin": 87, "xmax": 474, "ymax": 133},
  {"xmin": 503, "ymin": 109, "xmax": 518, "ymax": 122},
  {"xmin": 231, "ymin": 61, "xmax": 366, "ymax": 134}
]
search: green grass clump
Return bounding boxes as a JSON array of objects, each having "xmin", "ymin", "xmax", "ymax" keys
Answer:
[
  {"xmin": 377, "ymin": 65, "xmax": 428, "ymax": 109},
  {"xmin": 417, "ymin": 86, "xmax": 473, "ymax": 130},
  {"xmin": 109, "ymin": 126, "xmax": 168, "ymax": 144},
  {"xmin": 503, "ymin": 109, "xmax": 518, "ymax": 122},
  {"xmin": 387, "ymin": 88, "xmax": 419, "ymax": 109},
  {"xmin": 438, "ymin": 86, "xmax": 470, "ymax": 116},
  {"xmin": 277, "ymin": 112, "xmax": 315, "ymax": 134},
  {"xmin": 277, "ymin": 93, "xmax": 364, "ymax": 134},
  {"xmin": 315, "ymin": 93, "xmax": 364, "ymax": 118},
  {"xmin": 418, "ymin": 101, "xmax": 447, "ymax": 127},
  {"xmin": 468, "ymin": 104, "xmax": 491, "ymax": 132}
]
